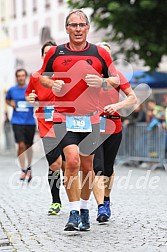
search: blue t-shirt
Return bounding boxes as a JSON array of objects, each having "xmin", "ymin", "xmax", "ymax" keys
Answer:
[{"xmin": 6, "ymin": 85, "xmax": 36, "ymax": 125}]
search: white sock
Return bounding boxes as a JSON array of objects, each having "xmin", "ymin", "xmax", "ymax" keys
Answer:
[
  {"xmin": 69, "ymin": 201, "xmax": 80, "ymax": 212},
  {"xmin": 80, "ymin": 199, "xmax": 89, "ymax": 210}
]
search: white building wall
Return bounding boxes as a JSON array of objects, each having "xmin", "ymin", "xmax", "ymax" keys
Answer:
[
  {"xmin": 10, "ymin": 0, "xmax": 114, "ymax": 74},
  {"xmin": 10, "ymin": 0, "xmax": 71, "ymax": 73}
]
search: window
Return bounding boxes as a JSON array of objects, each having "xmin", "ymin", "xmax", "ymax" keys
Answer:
[
  {"xmin": 22, "ymin": 0, "xmax": 26, "ymax": 16},
  {"xmin": 45, "ymin": 0, "xmax": 50, "ymax": 9},
  {"xmin": 22, "ymin": 24, "xmax": 28, "ymax": 39},
  {"xmin": 12, "ymin": 0, "xmax": 16, "ymax": 19},
  {"xmin": 0, "ymin": 17, "xmax": 5, "ymax": 22},
  {"xmin": 58, "ymin": 13, "xmax": 65, "ymax": 31},
  {"xmin": 40, "ymin": 26, "xmax": 53, "ymax": 44},
  {"xmin": 45, "ymin": 17, "xmax": 51, "ymax": 27},
  {"xmin": 15, "ymin": 58, "xmax": 24, "ymax": 68},
  {"xmin": 13, "ymin": 27, "xmax": 18, "ymax": 40},
  {"xmin": 33, "ymin": 20, "xmax": 38, "ymax": 37},
  {"xmin": 0, "ymin": 0, "xmax": 5, "ymax": 22},
  {"xmin": 33, "ymin": 0, "xmax": 37, "ymax": 13}
]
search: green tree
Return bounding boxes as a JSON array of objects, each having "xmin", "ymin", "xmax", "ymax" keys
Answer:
[{"xmin": 68, "ymin": 0, "xmax": 167, "ymax": 70}]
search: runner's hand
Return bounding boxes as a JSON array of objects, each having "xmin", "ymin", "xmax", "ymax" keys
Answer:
[
  {"xmin": 10, "ymin": 100, "xmax": 16, "ymax": 109},
  {"xmin": 85, "ymin": 74, "xmax": 103, "ymax": 88},
  {"xmin": 104, "ymin": 104, "xmax": 119, "ymax": 114},
  {"xmin": 52, "ymin": 80, "xmax": 65, "ymax": 93},
  {"xmin": 26, "ymin": 90, "xmax": 38, "ymax": 104}
]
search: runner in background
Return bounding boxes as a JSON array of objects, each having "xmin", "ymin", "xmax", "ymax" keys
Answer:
[
  {"xmin": 5, "ymin": 69, "xmax": 36, "ymax": 182},
  {"xmin": 93, "ymin": 42, "xmax": 137, "ymax": 222},
  {"xmin": 26, "ymin": 41, "xmax": 62, "ymax": 215}
]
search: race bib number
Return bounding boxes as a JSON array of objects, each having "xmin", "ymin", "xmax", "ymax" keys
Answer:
[
  {"xmin": 66, "ymin": 115, "xmax": 92, "ymax": 132},
  {"xmin": 100, "ymin": 116, "xmax": 106, "ymax": 132},
  {"xmin": 44, "ymin": 106, "xmax": 54, "ymax": 121},
  {"xmin": 16, "ymin": 101, "xmax": 29, "ymax": 112}
]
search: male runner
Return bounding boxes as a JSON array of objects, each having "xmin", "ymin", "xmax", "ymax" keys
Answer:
[
  {"xmin": 26, "ymin": 41, "xmax": 62, "ymax": 215},
  {"xmin": 6, "ymin": 69, "xmax": 36, "ymax": 182},
  {"xmin": 93, "ymin": 42, "xmax": 137, "ymax": 222},
  {"xmin": 39, "ymin": 9, "xmax": 119, "ymax": 231}
]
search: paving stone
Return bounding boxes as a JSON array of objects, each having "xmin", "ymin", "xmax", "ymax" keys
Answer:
[{"xmin": 0, "ymin": 154, "xmax": 167, "ymax": 252}]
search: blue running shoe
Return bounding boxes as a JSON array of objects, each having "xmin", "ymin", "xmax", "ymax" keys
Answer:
[
  {"xmin": 104, "ymin": 201, "xmax": 111, "ymax": 219},
  {"xmin": 79, "ymin": 209, "xmax": 91, "ymax": 231},
  {"xmin": 96, "ymin": 205, "xmax": 109, "ymax": 223},
  {"xmin": 64, "ymin": 210, "xmax": 80, "ymax": 231}
]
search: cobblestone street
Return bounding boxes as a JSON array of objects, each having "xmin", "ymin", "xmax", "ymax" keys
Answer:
[{"xmin": 0, "ymin": 152, "xmax": 167, "ymax": 252}]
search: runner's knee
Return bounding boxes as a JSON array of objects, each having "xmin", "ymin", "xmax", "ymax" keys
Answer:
[{"xmin": 50, "ymin": 160, "xmax": 61, "ymax": 171}]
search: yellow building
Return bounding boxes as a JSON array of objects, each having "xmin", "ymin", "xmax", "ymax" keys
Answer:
[{"xmin": 0, "ymin": 0, "xmax": 11, "ymax": 47}]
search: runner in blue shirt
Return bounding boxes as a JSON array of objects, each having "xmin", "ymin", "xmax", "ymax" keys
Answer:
[{"xmin": 6, "ymin": 69, "xmax": 36, "ymax": 182}]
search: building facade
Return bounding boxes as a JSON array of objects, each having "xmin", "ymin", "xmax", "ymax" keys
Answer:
[{"xmin": 10, "ymin": 0, "xmax": 104, "ymax": 73}]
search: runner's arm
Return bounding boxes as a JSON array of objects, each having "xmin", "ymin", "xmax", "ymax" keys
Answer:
[
  {"xmin": 39, "ymin": 75, "xmax": 54, "ymax": 88},
  {"xmin": 85, "ymin": 74, "xmax": 120, "ymax": 89},
  {"xmin": 104, "ymin": 87, "xmax": 137, "ymax": 114},
  {"xmin": 5, "ymin": 99, "xmax": 16, "ymax": 109}
]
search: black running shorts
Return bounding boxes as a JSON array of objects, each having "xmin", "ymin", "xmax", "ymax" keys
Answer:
[
  {"xmin": 12, "ymin": 124, "xmax": 36, "ymax": 145},
  {"xmin": 42, "ymin": 137, "xmax": 64, "ymax": 166},
  {"xmin": 53, "ymin": 122, "xmax": 100, "ymax": 156},
  {"xmin": 93, "ymin": 131, "xmax": 122, "ymax": 177}
]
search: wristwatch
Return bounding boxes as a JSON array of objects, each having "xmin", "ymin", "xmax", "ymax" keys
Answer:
[{"xmin": 101, "ymin": 78, "xmax": 108, "ymax": 91}]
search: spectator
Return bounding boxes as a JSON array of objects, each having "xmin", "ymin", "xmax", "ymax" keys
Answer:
[
  {"xmin": 3, "ymin": 111, "xmax": 14, "ymax": 150},
  {"xmin": 146, "ymin": 99, "xmax": 165, "ymax": 130},
  {"xmin": 123, "ymin": 104, "xmax": 146, "ymax": 125},
  {"xmin": 161, "ymin": 94, "xmax": 167, "ymax": 157}
]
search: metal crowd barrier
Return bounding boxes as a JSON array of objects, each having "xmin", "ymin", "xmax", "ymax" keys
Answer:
[{"xmin": 117, "ymin": 122, "xmax": 167, "ymax": 171}]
